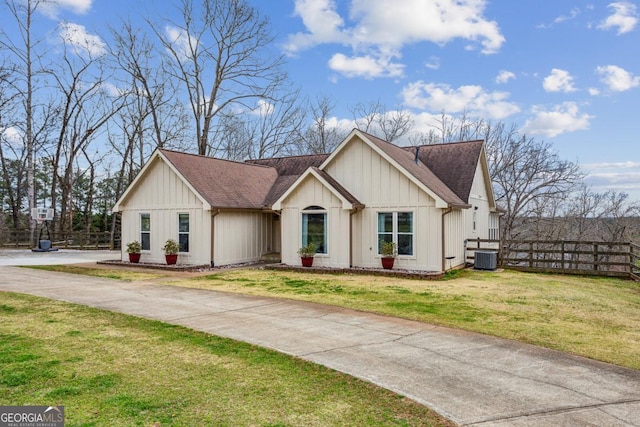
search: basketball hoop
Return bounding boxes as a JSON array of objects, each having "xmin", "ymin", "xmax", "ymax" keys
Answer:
[
  {"xmin": 31, "ymin": 208, "xmax": 54, "ymax": 223},
  {"xmin": 31, "ymin": 208, "xmax": 58, "ymax": 252}
]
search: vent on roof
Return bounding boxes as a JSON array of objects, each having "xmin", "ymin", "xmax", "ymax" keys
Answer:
[{"xmin": 474, "ymin": 251, "xmax": 497, "ymax": 270}]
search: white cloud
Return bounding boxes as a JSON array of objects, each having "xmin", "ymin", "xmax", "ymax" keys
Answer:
[
  {"xmin": 554, "ymin": 7, "xmax": 580, "ymax": 24},
  {"xmin": 0, "ymin": 126, "xmax": 23, "ymax": 147},
  {"xmin": 543, "ymin": 69, "xmax": 577, "ymax": 93},
  {"xmin": 40, "ymin": 0, "xmax": 92, "ymax": 18},
  {"xmin": 58, "ymin": 22, "xmax": 105, "ymax": 57},
  {"xmin": 425, "ymin": 56, "xmax": 440, "ymax": 70},
  {"xmin": 522, "ymin": 102, "xmax": 593, "ymax": 137},
  {"xmin": 328, "ymin": 52, "xmax": 404, "ymax": 79},
  {"xmin": 588, "ymin": 87, "xmax": 601, "ymax": 96},
  {"xmin": 164, "ymin": 25, "xmax": 198, "ymax": 61},
  {"xmin": 400, "ymin": 81, "xmax": 520, "ymax": 120},
  {"xmin": 252, "ymin": 99, "xmax": 275, "ymax": 117},
  {"xmin": 583, "ymin": 161, "xmax": 640, "ymax": 198},
  {"xmin": 598, "ymin": 1, "xmax": 638, "ymax": 34},
  {"xmin": 286, "ymin": 0, "xmax": 505, "ymax": 78},
  {"xmin": 596, "ymin": 65, "xmax": 640, "ymax": 91},
  {"xmin": 496, "ymin": 70, "xmax": 515, "ymax": 84}
]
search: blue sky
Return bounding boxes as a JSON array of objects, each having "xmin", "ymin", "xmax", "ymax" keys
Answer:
[{"xmin": 3, "ymin": 0, "xmax": 640, "ymax": 201}]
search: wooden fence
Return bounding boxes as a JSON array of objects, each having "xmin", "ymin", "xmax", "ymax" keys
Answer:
[
  {"xmin": 466, "ymin": 238, "xmax": 640, "ymax": 280},
  {"xmin": 0, "ymin": 229, "xmax": 119, "ymax": 250}
]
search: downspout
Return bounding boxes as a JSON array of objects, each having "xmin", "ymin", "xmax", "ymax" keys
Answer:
[
  {"xmin": 210, "ymin": 209, "xmax": 220, "ymax": 267},
  {"xmin": 441, "ymin": 207, "xmax": 453, "ymax": 272}
]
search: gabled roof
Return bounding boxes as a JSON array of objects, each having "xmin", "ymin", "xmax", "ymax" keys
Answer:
[
  {"xmin": 403, "ymin": 140, "xmax": 484, "ymax": 203},
  {"xmin": 247, "ymin": 154, "xmax": 329, "ymax": 206},
  {"xmin": 160, "ymin": 149, "xmax": 278, "ymax": 209},
  {"xmin": 271, "ymin": 167, "xmax": 363, "ymax": 210},
  {"xmin": 115, "ymin": 132, "xmax": 492, "ymax": 213},
  {"xmin": 320, "ymin": 129, "xmax": 470, "ymax": 208}
]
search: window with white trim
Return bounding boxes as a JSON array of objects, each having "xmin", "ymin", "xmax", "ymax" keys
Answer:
[
  {"xmin": 377, "ymin": 212, "xmax": 414, "ymax": 256},
  {"xmin": 302, "ymin": 206, "xmax": 327, "ymax": 254},
  {"xmin": 178, "ymin": 213, "xmax": 189, "ymax": 252},
  {"xmin": 140, "ymin": 213, "xmax": 150, "ymax": 251}
]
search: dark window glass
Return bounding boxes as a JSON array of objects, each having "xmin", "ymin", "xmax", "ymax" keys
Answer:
[
  {"xmin": 178, "ymin": 214, "xmax": 189, "ymax": 252},
  {"xmin": 140, "ymin": 214, "xmax": 150, "ymax": 251}
]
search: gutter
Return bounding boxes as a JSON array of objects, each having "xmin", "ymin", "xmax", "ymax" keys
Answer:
[{"xmin": 441, "ymin": 207, "xmax": 453, "ymax": 272}]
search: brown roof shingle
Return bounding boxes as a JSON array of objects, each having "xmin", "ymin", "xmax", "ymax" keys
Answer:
[
  {"xmin": 360, "ymin": 131, "xmax": 469, "ymax": 207},
  {"xmin": 403, "ymin": 140, "xmax": 484, "ymax": 203},
  {"xmin": 160, "ymin": 149, "xmax": 278, "ymax": 209},
  {"xmin": 247, "ymin": 154, "xmax": 329, "ymax": 206}
]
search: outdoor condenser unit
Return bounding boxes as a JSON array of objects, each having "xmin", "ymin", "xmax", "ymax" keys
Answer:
[{"xmin": 474, "ymin": 251, "xmax": 497, "ymax": 270}]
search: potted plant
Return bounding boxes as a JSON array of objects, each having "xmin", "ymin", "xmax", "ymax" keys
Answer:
[
  {"xmin": 297, "ymin": 243, "xmax": 316, "ymax": 267},
  {"xmin": 379, "ymin": 240, "xmax": 397, "ymax": 270},
  {"xmin": 162, "ymin": 238, "xmax": 180, "ymax": 265},
  {"xmin": 126, "ymin": 240, "xmax": 142, "ymax": 263}
]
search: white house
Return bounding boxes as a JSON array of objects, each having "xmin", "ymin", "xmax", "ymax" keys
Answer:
[{"xmin": 112, "ymin": 129, "xmax": 499, "ymax": 271}]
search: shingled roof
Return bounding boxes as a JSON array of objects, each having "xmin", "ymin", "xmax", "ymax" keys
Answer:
[
  {"xmin": 247, "ymin": 154, "xmax": 329, "ymax": 206},
  {"xmin": 159, "ymin": 149, "xmax": 278, "ymax": 209},
  {"xmin": 153, "ymin": 133, "xmax": 484, "ymax": 211},
  {"xmin": 402, "ymin": 140, "xmax": 484, "ymax": 203},
  {"xmin": 358, "ymin": 132, "xmax": 470, "ymax": 208}
]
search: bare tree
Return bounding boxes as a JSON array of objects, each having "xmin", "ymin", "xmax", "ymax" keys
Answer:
[
  {"xmin": 0, "ymin": 0, "xmax": 49, "ymax": 244},
  {"xmin": 350, "ymin": 99, "xmax": 413, "ymax": 142},
  {"xmin": 47, "ymin": 39, "xmax": 125, "ymax": 236},
  {"xmin": 151, "ymin": 0, "xmax": 287, "ymax": 155},
  {"xmin": 109, "ymin": 20, "xmax": 188, "ymax": 150},
  {"xmin": 295, "ymin": 96, "xmax": 347, "ymax": 154}
]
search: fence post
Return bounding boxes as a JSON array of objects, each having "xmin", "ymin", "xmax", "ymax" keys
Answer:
[
  {"xmin": 593, "ymin": 243, "xmax": 598, "ymax": 271},
  {"xmin": 529, "ymin": 242, "xmax": 534, "ymax": 268}
]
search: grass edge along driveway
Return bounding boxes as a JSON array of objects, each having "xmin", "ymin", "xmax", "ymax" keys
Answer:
[
  {"xmin": 25, "ymin": 265, "xmax": 640, "ymax": 371},
  {"xmin": 0, "ymin": 292, "xmax": 453, "ymax": 427}
]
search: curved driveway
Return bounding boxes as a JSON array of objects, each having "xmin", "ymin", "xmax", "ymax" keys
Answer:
[{"xmin": 1, "ymin": 264, "xmax": 639, "ymax": 426}]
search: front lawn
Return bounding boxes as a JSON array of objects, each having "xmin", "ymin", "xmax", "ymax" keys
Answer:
[
  {"xmin": 25, "ymin": 265, "xmax": 640, "ymax": 370},
  {"xmin": 176, "ymin": 268, "xmax": 640, "ymax": 370},
  {"xmin": 0, "ymin": 292, "xmax": 452, "ymax": 426}
]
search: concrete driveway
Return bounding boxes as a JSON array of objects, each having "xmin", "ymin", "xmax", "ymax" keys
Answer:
[
  {"xmin": 1, "ymin": 266, "xmax": 639, "ymax": 426},
  {"xmin": 0, "ymin": 249, "xmax": 118, "ymax": 266}
]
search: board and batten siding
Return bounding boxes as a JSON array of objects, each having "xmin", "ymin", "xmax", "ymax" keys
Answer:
[
  {"xmin": 212, "ymin": 211, "xmax": 273, "ymax": 266},
  {"xmin": 464, "ymin": 160, "xmax": 493, "ymax": 239},
  {"xmin": 444, "ymin": 209, "xmax": 466, "ymax": 268},
  {"xmin": 324, "ymin": 135, "xmax": 443, "ymax": 271},
  {"xmin": 119, "ymin": 157, "xmax": 211, "ymax": 265},
  {"xmin": 280, "ymin": 175, "xmax": 351, "ymax": 268}
]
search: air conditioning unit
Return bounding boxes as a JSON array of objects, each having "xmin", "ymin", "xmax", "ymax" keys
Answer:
[{"xmin": 474, "ymin": 251, "xmax": 497, "ymax": 270}]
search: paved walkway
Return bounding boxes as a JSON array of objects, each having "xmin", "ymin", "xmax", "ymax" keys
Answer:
[{"xmin": 1, "ymin": 266, "xmax": 639, "ymax": 426}]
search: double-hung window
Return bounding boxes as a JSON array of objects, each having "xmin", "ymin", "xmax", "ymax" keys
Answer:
[
  {"xmin": 302, "ymin": 206, "xmax": 327, "ymax": 254},
  {"xmin": 140, "ymin": 213, "xmax": 150, "ymax": 251},
  {"xmin": 178, "ymin": 213, "xmax": 189, "ymax": 253},
  {"xmin": 377, "ymin": 212, "xmax": 414, "ymax": 256}
]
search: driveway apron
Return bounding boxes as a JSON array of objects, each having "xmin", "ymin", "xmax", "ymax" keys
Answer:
[{"xmin": 1, "ymin": 266, "xmax": 639, "ymax": 426}]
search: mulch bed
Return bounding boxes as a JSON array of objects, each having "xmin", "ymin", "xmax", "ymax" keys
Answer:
[{"xmin": 97, "ymin": 259, "xmax": 445, "ymax": 279}]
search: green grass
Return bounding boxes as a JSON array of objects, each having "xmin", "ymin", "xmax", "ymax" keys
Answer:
[
  {"xmin": 0, "ymin": 292, "xmax": 452, "ymax": 426},
  {"xmin": 21, "ymin": 264, "xmax": 640, "ymax": 370},
  {"xmin": 176, "ymin": 269, "xmax": 640, "ymax": 370}
]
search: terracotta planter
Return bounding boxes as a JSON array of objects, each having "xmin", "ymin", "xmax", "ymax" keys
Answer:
[
  {"xmin": 165, "ymin": 254, "xmax": 178, "ymax": 265},
  {"xmin": 128, "ymin": 253, "xmax": 141, "ymax": 263},
  {"xmin": 301, "ymin": 256, "xmax": 314, "ymax": 267},
  {"xmin": 381, "ymin": 257, "xmax": 395, "ymax": 270}
]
